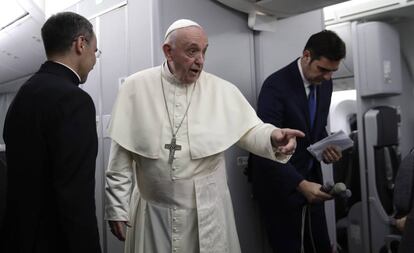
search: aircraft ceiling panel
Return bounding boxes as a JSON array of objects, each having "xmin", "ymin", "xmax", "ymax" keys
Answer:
[
  {"xmin": 216, "ymin": 0, "xmax": 347, "ymax": 18},
  {"xmin": 0, "ymin": 16, "xmax": 45, "ymax": 85},
  {"xmin": 4, "ymin": 17, "xmax": 45, "ymax": 59},
  {"xmin": 0, "ymin": 32, "xmax": 26, "ymax": 82},
  {"xmin": 0, "ymin": 62, "xmax": 23, "ymax": 85},
  {"xmin": 0, "ymin": 32, "xmax": 42, "ymax": 74},
  {"xmin": 256, "ymin": 0, "xmax": 346, "ymax": 15}
]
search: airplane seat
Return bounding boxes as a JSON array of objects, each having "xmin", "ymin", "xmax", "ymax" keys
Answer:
[
  {"xmin": 361, "ymin": 106, "xmax": 401, "ymax": 253},
  {"xmin": 365, "ymin": 106, "xmax": 401, "ymax": 218},
  {"xmin": 333, "ymin": 130, "xmax": 361, "ymax": 253},
  {"xmin": 375, "ymin": 145, "xmax": 400, "ymax": 215},
  {"xmin": 334, "ymin": 130, "xmax": 361, "ymax": 220},
  {"xmin": 381, "ymin": 148, "xmax": 414, "ymax": 253},
  {"xmin": 0, "ymin": 151, "xmax": 6, "ymax": 229},
  {"xmin": 393, "ymin": 148, "xmax": 414, "ymax": 219}
]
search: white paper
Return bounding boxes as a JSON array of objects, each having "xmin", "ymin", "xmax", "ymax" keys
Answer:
[{"xmin": 307, "ymin": 130, "xmax": 354, "ymax": 161}]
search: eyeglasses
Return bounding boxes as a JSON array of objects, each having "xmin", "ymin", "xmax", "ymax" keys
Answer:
[{"xmin": 95, "ymin": 49, "xmax": 102, "ymax": 58}]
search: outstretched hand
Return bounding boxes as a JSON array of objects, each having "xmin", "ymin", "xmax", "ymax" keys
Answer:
[{"xmin": 271, "ymin": 128, "xmax": 305, "ymax": 155}]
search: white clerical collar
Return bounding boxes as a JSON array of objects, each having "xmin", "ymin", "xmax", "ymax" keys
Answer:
[
  {"xmin": 53, "ymin": 61, "xmax": 81, "ymax": 82},
  {"xmin": 162, "ymin": 62, "xmax": 196, "ymax": 87}
]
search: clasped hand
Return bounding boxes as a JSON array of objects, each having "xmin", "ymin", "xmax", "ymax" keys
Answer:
[
  {"xmin": 297, "ymin": 180, "xmax": 333, "ymax": 203},
  {"xmin": 108, "ymin": 220, "xmax": 131, "ymax": 241},
  {"xmin": 322, "ymin": 145, "xmax": 342, "ymax": 164}
]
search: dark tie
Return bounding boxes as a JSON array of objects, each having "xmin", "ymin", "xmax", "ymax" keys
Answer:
[{"xmin": 308, "ymin": 84, "xmax": 316, "ymax": 129}]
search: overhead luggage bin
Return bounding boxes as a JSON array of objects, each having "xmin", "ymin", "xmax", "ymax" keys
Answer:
[{"xmin": 0, "ymin": 0, "xmax": 45, "ymax": 87}]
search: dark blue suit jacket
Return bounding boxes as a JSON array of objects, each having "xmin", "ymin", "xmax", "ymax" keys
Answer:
[
  {"xmin": 250, "ymin": 58, "xmax": 334, "ymax": 253},
  {"xmin": 250, "ymin": 59, "xmax": 333, "ymax": 209}
]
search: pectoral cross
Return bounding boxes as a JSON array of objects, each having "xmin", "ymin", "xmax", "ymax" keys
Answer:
[{"xmin": 164, "ymin": 137, "xmax": 182, "ymax": 164}]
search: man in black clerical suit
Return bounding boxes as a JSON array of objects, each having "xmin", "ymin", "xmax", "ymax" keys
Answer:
[
  {"xmin": 1, "ymin": 12, "xmax": 101, "ymax": 253},
  {"xmin": 250, "ymin": 30, "xmax": 346, "ymax": 253}
]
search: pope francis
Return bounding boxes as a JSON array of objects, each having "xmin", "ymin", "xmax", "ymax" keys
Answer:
[{"xmin": 104, "ymin": 19, "xmax": 305, "ymax": 253}]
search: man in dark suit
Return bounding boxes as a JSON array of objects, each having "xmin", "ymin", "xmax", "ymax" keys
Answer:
[
  {"xmin": 249, "ymin": 30, "xmax": 346, "ymax": 253},
  {"xmin": 1, "ymin": 12, "xmax": 101, "ymax": 253}
]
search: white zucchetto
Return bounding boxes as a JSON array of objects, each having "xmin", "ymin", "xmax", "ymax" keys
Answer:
[{"xmin": 164, "ymin": 19, "xmax": 201, "ymax": 40}]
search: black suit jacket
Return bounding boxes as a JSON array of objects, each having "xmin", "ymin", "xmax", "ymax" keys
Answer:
[
  {"xmin": 250, "ymin": 59, "xmax": 333, "ymax": 209},
  {"xmin": 1, "ymin": 61, "xmax": 101, "ymax": 253},
  {"xmin": 249, "ymin": 59, "xmax": 333, "ymax": 252}
]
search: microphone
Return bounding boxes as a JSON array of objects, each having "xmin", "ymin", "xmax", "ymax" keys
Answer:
[
  {"xmin": 320, "ymin": 181, "xmax": 334, "ymax": 193},
  {"xmin": 342, "ymin": 189, "xmax": 352, "ymax": 198},
  {"xmin": 321, "ymin": 182, "xmax": 352, "ymax": 198},
  {"xmin": 330, "ymin": 182, "xmax": 346, "ymax": 195}
]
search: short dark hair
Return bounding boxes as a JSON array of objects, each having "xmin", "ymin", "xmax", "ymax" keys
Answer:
[
  {"xmin": 41, "ymin": 12, "xmax": 93, "ymax": 57},
  {"xmin": 304, "ymin": 30, "xmax": 346, "ymax": 61}
]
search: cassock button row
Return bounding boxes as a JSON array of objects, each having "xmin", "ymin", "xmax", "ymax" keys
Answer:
[
  {"xmin": 173, "ymin": 248, "xmax": 177, "ymax": 252},
  {"xmin": 173, "ymin": 237, "xmax": 179, "ymax": 241},
  {"xmin": 176, "ymin": 103, "xmax": 181, "ymax": 108},
  {"xmin": 173, "ymin": 228, "xmax": 178, "ymax": 232}
]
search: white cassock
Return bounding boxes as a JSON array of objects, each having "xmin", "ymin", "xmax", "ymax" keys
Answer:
[{"xmin": 105, "ymin": 63, "xmax": 291, "ymax": 253}]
